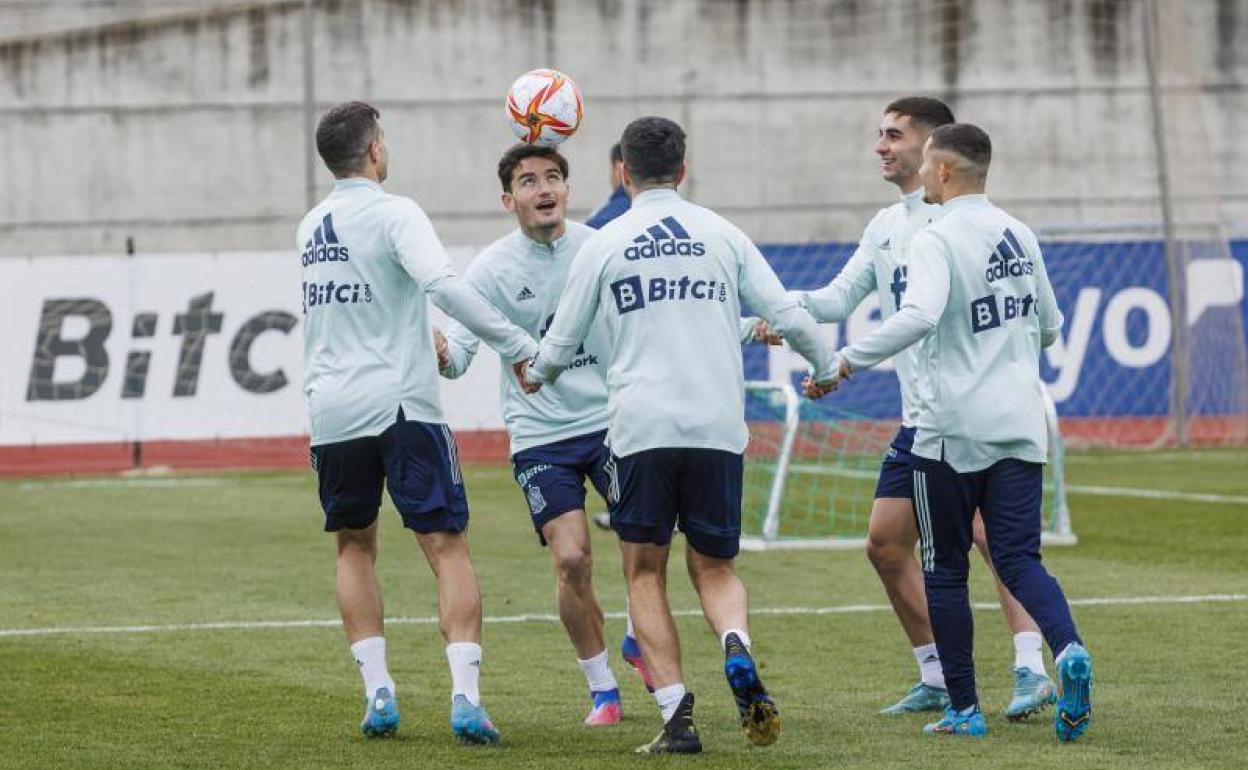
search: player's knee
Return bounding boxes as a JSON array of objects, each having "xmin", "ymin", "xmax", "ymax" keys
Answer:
[
  {"xmin": 988, "ymin": 549, "xmax": 1032, "ymax": 589},
  {"xmin": 686, "ymin": 553, "xmax": 732, "ymax": 591},
  {"xmin": 418, "ymin": 530, "xmax": 468, "ymax": 565},
  {"xmin": 923, "ymin": 558, "xmax": 969, "ymax": 588},
  {"xmin": 336, "ymin": 524, "xmax": 378, "ymax": 557},
  {"xmin": 553, "ymin": 547, "xmax": 593, "ymax": 584},
  {"xmin": 866, "ymin": 535, "xmax": 911, "ymax": 575}
]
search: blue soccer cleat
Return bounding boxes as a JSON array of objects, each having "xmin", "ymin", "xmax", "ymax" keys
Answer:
[
  {"xmin": 1055, "ymin": 643, "xmax": 1093, "ymax": 742},
  {"xmin": 879, "ymin": 682, "xmax": 950, "ymax": 714},
  {"xmin": 360, "ymin": 686, "xmax": 400, "ymax": 737},
  {"xmin": 1005, "ymin": 667, "xmax": 1057, "ymax": 721},
  {"xmin": 621, "ymin": 634, "xmax": 656, "ymax": 693},
  {"xmin": 723, "ymin": 633, "xmax": 781, "ymax": 747},
  {"xmin": 451, "ymin": 694, "xmax": 501, "ymax": 745},
  {"xmin": 923, "ymin": 705, "xmax": 988, "ymax": 737}
]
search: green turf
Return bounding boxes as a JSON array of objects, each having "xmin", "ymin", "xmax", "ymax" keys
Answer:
[{"xmin": 2, "ymin": 450, "xmax": 1246, "ymax": 769}]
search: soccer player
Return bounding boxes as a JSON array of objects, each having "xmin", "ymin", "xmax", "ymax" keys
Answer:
[
  {"xmin": 299, "ymin": 101, "xmax": 541, "ymax": 745},
  {"xmin": 435, "ymin": 143, "xmax": 632, "ymax": 726},
  {"xmin": 752, "ymin": 97, "xmax": 1058, "ymax": 721},
  {"xmin": 584, "ymin": 142, "xmax": 630, "ymax": 229},
  {"xmin": 809, "ymin": 123, "xmax": 1093, "ymax": 741},
  {"xmin": 522, "ymin": 116, "xmax": 840, "ymax": 754}
]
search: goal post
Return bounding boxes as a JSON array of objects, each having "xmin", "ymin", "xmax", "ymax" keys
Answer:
[{"xmin": 740, "ymin": 381, "xmax": 1075, "ymax": 552}]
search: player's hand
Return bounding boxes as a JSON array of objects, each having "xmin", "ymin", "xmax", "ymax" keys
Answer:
[
  {"xmin": 802, "ymin": 374, "xmax": 840, "ymax": 399},
  {"xmin": 433, "ymin": 326, "xmax": 450, "ymax": 373},
  {"xmin": 513, "ymin": 358, "xmax": 542, "ymax": 395},
  {"xmin": 803, "ymin": 356, "xmax": 851, "ymax": 399},
  {"xmin": 753, "ymin": 320, "xmax": 784, "ymax": 346}
]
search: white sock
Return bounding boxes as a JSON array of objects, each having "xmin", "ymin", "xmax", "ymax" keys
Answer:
[
  {"xmin": 625, "ymin": 602, "xmax": 635, "ymax": 638},
  {"xmin": 654, "ymin": 683, "xmax": 687, "ymax": 723},
  {"xmin": 720, "ymin": 628, "xmax": 752, "ymax": 651},
  {"xmin": 350, "ymin": 636, "xmax": 396, "ymax": 699},
  {"xmin": 914, "ymin": 643, "xmax": 945, "ymax": 689},
  {"xmin": 1013, "ymin": 632, "xmax": 1046, "ymax": 675},
  {"xmin": 446, "ymin": 641, "xmax": 483, "ymax": 707},
  {"xmin": 577, "ymin": 649, "xmax": 620, "ymax": 693}
]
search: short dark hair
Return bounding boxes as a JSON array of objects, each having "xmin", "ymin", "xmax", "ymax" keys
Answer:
[
  {"xmin": 929, "ymin": 123, "xmax": 992, "ymax": 172},
  {"xmin": 609, "ymin": 142, "xmax": 623, "ymax": 164},
  {"xmin": 620, "ymin": 116, "xmax": 686, "ymax": 186},
  {"xmin": 316, "ymin": 101, "xmax": 381, "ymax": 178},
  {"xmin": 496, "ymin": 143, "xmax": 569, "ymax": 192},
  {"xmin": 884, "ymin": 96, "xmax": 956, "ymax": 130}
]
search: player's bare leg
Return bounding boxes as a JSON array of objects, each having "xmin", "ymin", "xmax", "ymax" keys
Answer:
[
  {"xmin": 543, "ymin": 511, "xmax": 621, "ymax": 726},
  {"xmin": 972, "ymin": 513, "xmax": 1056, "ymax": 721},
  {"xmin": 416, "ymin": 531, "xmax": 482, "ymax": 644},
  {"xmin": 337, "ymin": 520, "xmax": 384, "ymax": 642},
  {"xmin": 867, "ymin": 497, "xmax": 931, "ymax": 644},
  {"xmin": 416, "ymin": 531, "xmax": 499, "ymax": 744},
  {"xmin": 620, "ymin": 541, "xmax": 681, "ymax": 688},
  {"xmin": 686, "ymin": 547, "xmax": 780, "ymax": 747},
  {"xmin": 868, "ymin": 497, "xmax": 949, "ymax": 713},
  {"xmin": 685, "ymin": 546, "xmax": 748, "ymax": 635},
  {"xmin": 621, "ymin": 540, "xmax": 700, "ymax": 754},
  {"xmin": 544, "ymin": 511, "xmax": 606, "ymax": 658},
  {"xmin": 336, "ymin": 520, "xmax": 399, "ymax": 736}
]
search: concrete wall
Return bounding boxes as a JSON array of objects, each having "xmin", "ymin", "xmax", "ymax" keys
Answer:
[{"xmin": 0, "ymin": 0, "xmax": 1244, "ymax": 256}]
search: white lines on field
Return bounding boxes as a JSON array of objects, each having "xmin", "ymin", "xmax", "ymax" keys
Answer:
[
  {"xmin": 788, "ymin": 463, "xmax": 1248, "ymax": 505},
  {"xmin": 1070, "ymin": 450, "xmax": 1247, "ymax": 464},
  {"xmin": 788, "ymin": 464, "xmax": 877, "ymax": 480},
  {"xmin": 2, "ymin": 593, "xmax": 1243, "ymax": 639},
  {"xmin": 1066, "ymin": 484, "xmax": 1248, "ymax": 506}
]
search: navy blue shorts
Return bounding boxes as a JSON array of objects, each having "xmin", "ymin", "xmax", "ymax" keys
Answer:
[
  {"xmin": 874, "ymin": 425, "xmax": 917, "ymax": 499},
  {"xmin": 609, "ymin": 447, "xmax": 743, "ymax": 560},
  {"xmin": 310, "ymin": 410, "xmax": 468, "ymax": 534},
  {"xmin": 511, "ymin": 429, "xmax": 615, "ymax": 545}
]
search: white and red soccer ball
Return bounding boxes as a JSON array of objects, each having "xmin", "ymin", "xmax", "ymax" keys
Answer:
[{"xmin": 505, "ymin": 69, "xmax": 583, "ymax": 147}]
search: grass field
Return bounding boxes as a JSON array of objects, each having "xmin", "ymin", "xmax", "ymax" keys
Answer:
[{"xmin": 2, "ymin": 450, "xmax": 1246, "ymax": 769}]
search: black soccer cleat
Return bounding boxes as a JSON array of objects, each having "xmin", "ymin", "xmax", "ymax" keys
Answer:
[
  {"xmin": 724, "ymin": 633, "xmax": 781, "ymax": 747},
  {"xmin": 635, "ymin": 692, "xmax": 702, "ymax": 755}
]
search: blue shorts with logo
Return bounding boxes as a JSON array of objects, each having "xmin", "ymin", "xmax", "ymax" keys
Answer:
[
  {"xmin": 511, "ymin": 429, "xmax": 615, "ymax": 545},
  {"xmin": 609, "ymin": 447, "xmax": 743, "ymax": 560},
  {"xmin": 310, "ymin": 409, "xmax": 468, "ymax": 534},
  {"xmin": 875, "ymin": 425, "xmax": 917, "ymax": 500}
]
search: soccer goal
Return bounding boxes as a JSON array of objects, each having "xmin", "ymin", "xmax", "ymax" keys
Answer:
[{"xmin": 740, "ymin": 381, "xmax": 1075, "ymax": 551}]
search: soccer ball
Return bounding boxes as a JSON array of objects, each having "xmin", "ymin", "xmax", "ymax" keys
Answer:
[{"xmin": 505, "ymin": 69, "xmax": 583, "ymax": 147}]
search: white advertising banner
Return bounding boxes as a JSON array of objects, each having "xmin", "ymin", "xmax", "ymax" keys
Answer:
[{"xmin": 0, "ymin": 250, "xmax": 504, "ymax": 446}]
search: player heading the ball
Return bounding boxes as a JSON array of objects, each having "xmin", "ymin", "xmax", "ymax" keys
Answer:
[{"xmin": 435, "ymin": 142, "xmax": 647, "ymax": 726}]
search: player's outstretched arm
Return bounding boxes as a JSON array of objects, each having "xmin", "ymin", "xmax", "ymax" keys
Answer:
[
  {"xmin": 528, "ymin": 241, "xmax": 605, "ymax": 388},
  {"xmin": 837, "ymin": 230, "xmax": 949, "ymax": 373},
  {"xmin": 800, "ymin": 243, "xmax": 878, "ymax": 323},
  {"xmin": 435, "ymin": 319, "xmax": 479, "ymax": 379},
  {"xmin": 742, "ymin": 241, "xmax": 876, "ymax": 346},
  {"xmin": 428, "ymin": 276, "xmax": 537, "ymax": 364},
  {"xmin": 385, "ymin": 198, "xmax": 538, "ymax": 365},
  {"xmin": 738, "ymin": 240, "xmax": 839, "ymax": 385}
]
